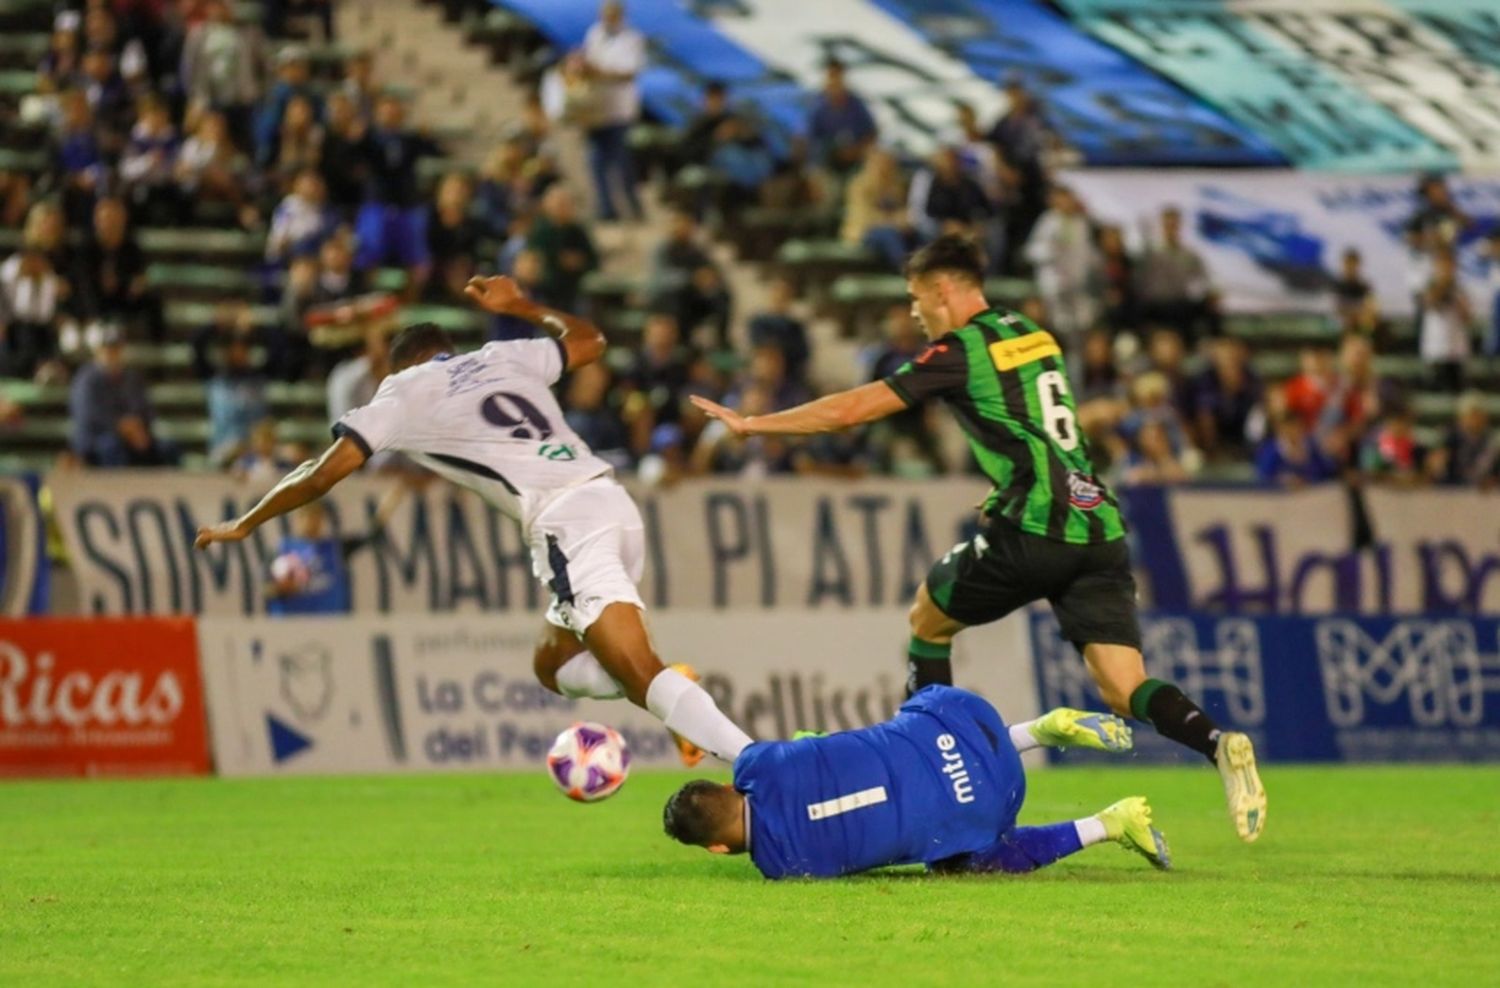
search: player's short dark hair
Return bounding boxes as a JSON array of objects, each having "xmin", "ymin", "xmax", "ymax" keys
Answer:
[
  {"xmin": 904, "ymin": 235, "xmax": 986, "ymax": 285},
  {"xmin": 389, "ymin": 321, "xmax": 454, "ymax": 370},
  {"xmin": 663, "ymin": 780, "xmax": 737, "ymax": 847}
]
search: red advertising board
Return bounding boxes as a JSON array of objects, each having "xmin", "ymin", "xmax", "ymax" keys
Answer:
[{"xmin": 0, "ymin": 618, "xmax": 211, "ymax": 777}]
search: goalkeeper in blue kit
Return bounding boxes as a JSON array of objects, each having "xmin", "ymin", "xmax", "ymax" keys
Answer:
[{"xmin": 663, "ymin": 686, "xmax": 1170, "ymax": 879}]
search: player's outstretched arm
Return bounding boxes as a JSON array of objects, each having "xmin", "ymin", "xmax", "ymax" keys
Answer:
[
  {"xmin": 463, "ymin": 275, "xmax": 606, "ymax": 370},
  {"xmin": 194, "ymin": 437, "xmax": 368, "ymax": 549},
  {"xmin": 690, "ymin": 382, "xmax": 906, "ymax": 438}
]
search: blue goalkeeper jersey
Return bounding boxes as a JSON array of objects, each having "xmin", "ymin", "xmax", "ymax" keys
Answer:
[{"xmin": 733, "ymin": 686, "xmax": 1026, "ymax": 879}]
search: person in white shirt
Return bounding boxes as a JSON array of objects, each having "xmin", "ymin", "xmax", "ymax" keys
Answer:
[
  {"xmin": 1419, "ymin": 248, "xmax": 1474, "ymax": 393},
  {"xmin": 580, "ymin": 0, "xmax": 645, "ymax": 221},
  {"xmin": 1024, "ymin": 185, "xmax": 1101, "ymax": 359},
  {"xmin": 195, "ymin": 275, "xmax": 752, "ymax": 767}
]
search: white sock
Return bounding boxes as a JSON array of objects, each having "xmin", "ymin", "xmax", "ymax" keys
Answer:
[
  {"xmin": 645, "ymin": 667, "xmax": 753, "ymax": 763},
  {"xmin": 554, "ymin": 654, "xmax": 624, "ymax": 700},
  {"xmin": 1009, "ymin": 720, "xmax": 1043, "ymax": 753},
  {"xmin": 1074, "ymin": 817, "xmax": 1109, "ymax": 847}
]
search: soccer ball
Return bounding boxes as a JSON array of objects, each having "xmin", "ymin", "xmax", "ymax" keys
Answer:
[
  {"xmin": 546, "ymin": 722, "xmax": 630, "ymax": 802},
  {"xmin": 269, "ymin": 552, "xmax": 311, "ymax": 592}
]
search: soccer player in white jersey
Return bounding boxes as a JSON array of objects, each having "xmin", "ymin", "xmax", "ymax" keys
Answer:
[{"xmin": 195, "ymin": 276, "xmax": 754, "ymax": 766}]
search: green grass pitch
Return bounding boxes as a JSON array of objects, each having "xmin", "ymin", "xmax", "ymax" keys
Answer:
[{"xmin": 4, "ymin": 765, "xmax": 1499, "ymax": 986}]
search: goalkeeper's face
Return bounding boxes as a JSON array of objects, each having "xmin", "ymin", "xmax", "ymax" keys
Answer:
[{"xmin": 663, "ymin": 780, "xmax": 747, "ymax": 855}]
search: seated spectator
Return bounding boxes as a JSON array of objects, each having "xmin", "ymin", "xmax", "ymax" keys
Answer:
[
  {"xmin": 1428, "ymin": 391, "xmax": 1499, "ymax": 487},
  {"xmin": 1077, "ymin": 328, "xmax": 1123, "ymax": 406},
  {"xmin": 760, "ymin": 135, "xmax": 824, "ymax": 212},
  {"xmin": 269, "ymin": 94, "xmax": 324, "ymax": 193},
  {"xmin": 0, "ymin": 242, "xmax": 71, "ymax": 382},
  {"xmin": 1419, "ymin": 247, "xmax": 1473, "ymax": 393},
  {"xmin": 728, "ymin": 345, "xmax": 811, "ymax": 413},
  {"xmin": 181, "ymin": 0, "xmax": 266, "ymax": 147},
  {"xmin": 1135, "ymin": 207, "xmax": 1219, "ymax": 344},
  {"xmin": 842, "ymin": 148, "xmax": 914, "ymax": 272},
  {"xmin": 68, "ymin": 326, "xmax": 177, "ymax": 466},
  {"xmin": 320, "ymin": 92, "xmax": 370, "ymax": 217},
  {"xmin": 473, "ymin": 140, "xmax": 526, "ymax": 240},
  {"xmin": 1144, "ymin": 328, "xmax": 1195, "ymax": 423},
  {"xmin": 280, "ymin": 255, "xmax": 321, "ymax": 340},
  {"xmin": 73, "ymin": 197, "xmax": 165, "ymax": 342},
  {"xmin": 191, "ymin": 299, "xmax": 257, "ymax": 379},
  {"xmin": 648, "ymin": 207, "xmax": 731, "ymax": 348},
  {"xmin": 564, "ymin": 361, "xmax": 636, "ymax": 470},
  {"xmin": 1098, "ymin": 224, "xmax": 1137, "ymax": 331},
  {"xmin": 266, "ymin": 170, "xmax": 339, "ymax": 266},
  {"xmin": 487, "ymin": 249, "xmax": 545, "ymax": 341},
  {"xmin": 177, "ymin": 110, "xmax": 258, "ymax": 228},
  {"xmin": 40, "ymin": 27, "xmax": 84, "ymax": 91},
  {"xmin": 54, "ymin": 90, "xmax": 105, "ymax": 223},
  {"xmin": 1255, "ymin": 412, "xmax": 1337, "ymax": 488},
  {"xmin": 691, "ymin": 383, "xmax": 796, "ymax": 477},
  {"xmin": 255, "ymin": 45, "xmax": 321, "ymax": 169},
  {"xmin": 327, "ymin": 322, "xmax": 391, "ymax": 423},
  {"xmin": 1121, "ymin": 371, "xmax": 1194, "ymax": 463},
  {"xmin": 708, "ymin": 116, "xmax": 775, "ymax": 210},
  {"xmin": 1319, "ymin": 333, "xmax": 1400, "ymax": 467},
  {"xmin": 1361, "ymin": 404, "xmax": 1428, "ymax": 487},
  {"xmin": 23, "ymin": 201, "xmax": 72, "ymax": 275},
  {"xmin": 233, "ymin": 417, "xmax": 295, "ymax": 484},
  {"xmin": 951, "ymin": 101, "xmax": 1006, "ymax": 206},
  {"xmin": 680, "ymin": 81, "xmax": 733, "ymax": 168},
  {"xmin": 1025, "ymin": 185, "xmax": 1100, "ymax": 351},
  {"xmin": 207, "ymin": 331, "xmax": 269, "ymax": 465},
  {"xmin": 79, "ymin": 48, "xmax": 133, "ymax": 148},
  {"xmin": 911, "ymin": 146, "xmax": 992, "ymax": 242},
  {"xmin": 264, "ymin": 501, "xmax": 368, "ymax": 618},
  {"xmin": 527, "ymin": 185, "xmax": 598, "ymax": 313},
  {"xmin": 119, "ymin": 94, "xmax": 181, "ymax": 224},
  {"xmin": 1122, "ymin": 420, "xmax": 1190, "ymax": 486},
  {"xmin": 747, "ymin": 276, "xmax": 811, "ymax": 387},
  {"xmin": 426, "ymin": 173, "xmax": 485, "ymax": 302},
  {"xmin": 1332, "ymin": 247, "xmax": 1377, "ymax": 332},
  {"xmin": 340, "ymin": 48, "xmax": 379, "ymax": 121},
  {"xmin": 1193, "ymin": 337, "xmax": 1262, "ymax": 460},
  {"xmin": 620, "ymin": 311, "xmax": 693, "ymax": 424},
  {"xmin": 808, "ymin": 59, "xmax": 877, "ymax": 174},
  {"xmin": 1283, "ymin": 346, "xmax": 1337, "ymax": 429},
  {"xmin": 353, "ymin": 95, "xmax": 441, "ymax": 284}
]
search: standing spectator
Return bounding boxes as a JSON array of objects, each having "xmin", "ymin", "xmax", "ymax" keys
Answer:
[
  {"xmin": 581, "ymin": 0, "xmax": 646, "ymax": 222},
  {"xmin": 353, "ymin": 95, "xmax": 441, "ymax": 283},
  {"xmin": 426, "ymin": 173, "xmax": 485, "ymax": 302},
  {"xmin": 119, "ymin": 94, "xmax": 181, "ymax": 223},
  {"xmin": 911, "ymin": 147, "xmax": 991, "ymax": 242},
  {"xmin": 1406, "ymin": 174, "xmax": 1471, "ymax": 250},
  {"xmin": 1428, "ymin": 391, "xmax": 1499, "ymax": 487},
  {"xmin": 1420, "ymin": 248, "xmax": 1473, "ymax": 393},
  {"xmin": 988, "ymin": 80, "xmax": 1048, "ymax": 271},
  {"xmin": 69, "ymin": 327, "xmax": 177, "ymax": 466},
  {"xmin": 319, "ymin": 92, "xmax": 371, "ymax": 217},
  {"xmin": 0, "ymin": 242, "xmax": 71, "ymax": 381},
  {"xmin": 1136, "ymin": 207, "xmax": 1219, "ymax": 344},
  {"xmin": 180, "ymin": 0, "xmax": 265, "ymax": 145},
  {"xmin": 73, "ymin": 197, "xmax": 165, "ymax": 342},
  {"xmin": 679, "ymin": 81, "xmax": 733, "ymax": 168},
  {"xmin": 1024, "ymin": 185, "xmax": 1100, "ymax": 354},
  {"xmin": 1255, "ymin": 412, "xmax": 1337, "ymax": 488},
  {"xmin": 841, "ymin": 148, "xmax": 913, "ymax": 272},
  {"xmin": 207, "ymin": 330, "xmax": 268, "ymax": 465},
  {"xmin": 527, "ymin": 185, "xmax": 598, "ymax": 313},
  {"xmin": 266, "ymin": 170, "xmax": 338, "ymax": 266},
  {"xmin": 648, "ymin": 207, "xmax": 731, "ymax": 347},
  {"xmin": 747, "ymin": 276, "xmax": 811, "ymax": 387},
  {"xmin": 176, "ymin": 110, "xmax": 258, "ymax": 228},
  {"xmin": 808, "ymin": 58, "xmax": 877, "ymax": 174},
  {"xmin": 1192, "ymin": 337, "xmax": 1262, "ymax": 460},
  {"xmin": 1098, "ymin": 224, "xmax": 1136, "ymax": 331},
  {"xmin": 1331, "ymin": 248, "xmax": 1375, "ymax": 329}
]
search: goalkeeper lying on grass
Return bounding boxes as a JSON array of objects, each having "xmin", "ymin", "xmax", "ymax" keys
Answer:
[{"xmin": 663, "ymin": 685, "xmax": 1170, "ymax": 879}]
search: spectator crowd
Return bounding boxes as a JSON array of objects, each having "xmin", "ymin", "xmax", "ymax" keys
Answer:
[{"xmin": 4, "ymin": 0, "xmax": 1499, "ymax": 493}]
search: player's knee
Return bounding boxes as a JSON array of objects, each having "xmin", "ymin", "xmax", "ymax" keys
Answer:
[
  {"xmin": 909, "ymin": 584, "xmax": 957, "ymax": 642},
  {"xmin": 533, "ymin": 647, "xmax": 562, "ymax": 695}
]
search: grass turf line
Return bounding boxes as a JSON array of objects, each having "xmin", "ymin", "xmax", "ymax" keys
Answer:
[{"xmin": 3, "ymin": 766, "xmax": 1498, "ymax": 986}]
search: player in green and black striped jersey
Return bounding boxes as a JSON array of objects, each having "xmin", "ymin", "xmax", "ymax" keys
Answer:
[{"xmin": 691, "ymin": 236, "xmax": 1266, "ymax": 844}]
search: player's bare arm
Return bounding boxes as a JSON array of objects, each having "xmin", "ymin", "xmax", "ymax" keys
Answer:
[
  {"xmin": 690, "ymin": 381, "xmax": 906, "ymax": 437},
  {"xmin": 193, "ymin": 437, "xmax": 368, "ymax": 549},
  {"xmin": 463, "ymin": 275, "xmax": 606, "ymax": 369}
]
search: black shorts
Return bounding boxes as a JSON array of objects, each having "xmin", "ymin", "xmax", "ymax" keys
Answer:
[{"xmin": 925, "ymin": 515, "xmax": 1141, "ymax": 650}]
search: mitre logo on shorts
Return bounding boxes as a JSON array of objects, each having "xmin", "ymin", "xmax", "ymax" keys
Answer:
[{"xmin": 1066, "ymin": 471, "xmax": 1105, "ymax": 510}]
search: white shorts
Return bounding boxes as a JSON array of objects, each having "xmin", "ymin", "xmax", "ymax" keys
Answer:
[{"xmin": 528, "ymin": 477, "xmax": 646, "ymax": 637}]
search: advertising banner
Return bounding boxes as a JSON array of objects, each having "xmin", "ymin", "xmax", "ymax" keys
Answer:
[
  {"xmin": 0, "ymin": 618, "xmax": 211, "ymax": 777},
  {"xmin": 0, "ymin": 475, "xmax": 48, "ymax": 616},
  {"xmin": 1031, "ymin": 611, "xmax": 1500, "ymax": 763},
  {"xmin": 197, "ymin": 610, "xmax": 1036, "ymax": 776},
  {"xmin": 1064, "ymin": 169, "xmax": 1500, "ymax": 317},
  {"xmin": 51, "ymin": 473, "xmax": 987, "ymax": 616}
]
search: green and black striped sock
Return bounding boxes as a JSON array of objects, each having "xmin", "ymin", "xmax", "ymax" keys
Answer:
[{"xmin": 906, "ymin": 637, "xmax": 953, "ymax": 698}]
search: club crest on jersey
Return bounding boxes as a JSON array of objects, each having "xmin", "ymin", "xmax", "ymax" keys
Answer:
[{"xmin": 1067, "ymin": 471, "xmax": 1105, "ymax": 510}]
